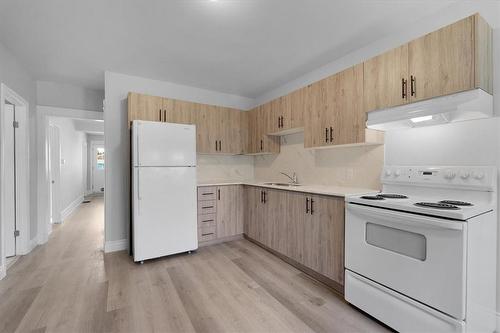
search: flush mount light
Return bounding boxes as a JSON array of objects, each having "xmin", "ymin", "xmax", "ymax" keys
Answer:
[{"xmin": 410, "ymin": 115, "xmax": 433, "ymax": 123}]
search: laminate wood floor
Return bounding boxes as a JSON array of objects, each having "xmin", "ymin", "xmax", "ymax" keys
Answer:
[{"xmin": 0, "ymin": 196, "xmax": 390, "ymax": 333}]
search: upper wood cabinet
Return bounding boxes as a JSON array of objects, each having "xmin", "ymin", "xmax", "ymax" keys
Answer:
[
  {"xmin": 128, "ymin": 93, "xmax": 245, "ymax": 155},
  {"xmin": 364, "ymin": 14, "xmax": 492, "ymax": 112},
  {"xmin": 246, "ymin": 106, "xmax": 280, "ymax": 154},
  {"xmin": 305, "ymin": 64, "xmax": 380, "ymax": 148},
  {"xmin": 364, "ymin": 44, "xmax": 409, "ymax": 112},
  {"xmin": 127, "ymin": 92, "xmax": 163, "ymax": 126},
  {"xmin": 268, "ymin": 90, "xmax": 305, "ymax": 135}
]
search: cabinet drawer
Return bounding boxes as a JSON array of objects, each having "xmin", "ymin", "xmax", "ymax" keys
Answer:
[
  {"xmin": 198, "ymin": 225, "xmax": 217, "ymax": 242},
  {"xmin": 198, "ymin": 200, "xmax": 216, "ymax": 215},
  {"xmin": 198, "ymin": 187, "xmax": 217, "ymax": 201},
  {"xmin": 198, "ymin": 213, "xmax": 216, "ymax": 228}
]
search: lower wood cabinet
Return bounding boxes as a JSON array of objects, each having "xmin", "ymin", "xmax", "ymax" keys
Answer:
[
  {"xmin": 197, "ymin": 185, "xmax": 243, "ymax": 246},
  {"xmin": 244, "ymin": 186, "xmax": 345, "ymax": 291}
]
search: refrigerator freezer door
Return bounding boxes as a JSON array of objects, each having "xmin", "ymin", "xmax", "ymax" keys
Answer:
[
  {"xmin": 132, "ymin": 120, "xmax": 196, "ymax": 167},
  {"xmin": 133, "ymin": 166, "xmax": 198, "ymax": 261}
]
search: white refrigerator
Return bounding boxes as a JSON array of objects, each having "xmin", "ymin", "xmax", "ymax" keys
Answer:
[{"xmin": 132, "ymin": 120, "xmax": 198, "ymax": 262}]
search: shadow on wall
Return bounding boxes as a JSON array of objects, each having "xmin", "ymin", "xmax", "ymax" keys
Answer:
[{"xmin": 254, "ymin": 132, "xmax": 384, "ymax": 189}]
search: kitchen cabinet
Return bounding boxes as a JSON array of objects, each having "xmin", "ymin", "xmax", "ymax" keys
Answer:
[
  {"xmin": 305, "ymin": 64, "xmax": 379, "ymax": 148},
  {"xmin": 198, "ymin": 185, "xmax": 244, "ymax": 246},
  {"xmin": 128, "ymin": 93, "xmax": 245, "ymax": 154},
  {"xmin": 216, "ymin": 185, "xmax": 244, "ymax": 238},
  {"xmin": 127, "ymin": 92, "xmax": 163, "ymax": 127},
  {"xmin": 364, "ymin": 14, "xmax": 492, "ymax": 112},
  {"xmin": 246, "ymin": 107, "xmax": 280, "ymax": 154},
  {"xmin": 363, "ymin": 44, "xmax": 409, "ymax": 112},
  {"xmin": 244, "ymin": 186, "xmax": 345, "ymax": 290},
  {"xmin": 268, "ymin": 90, "xmax": 305, "ymax": 135}
]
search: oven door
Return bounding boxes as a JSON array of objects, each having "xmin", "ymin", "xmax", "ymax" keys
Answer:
[{"xmin": 345, "ymin": 203, "xmax": 467, "ymax": 320}]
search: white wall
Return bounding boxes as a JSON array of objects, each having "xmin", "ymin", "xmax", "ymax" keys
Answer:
[
  {"xmin": 48, "ymin": 117, "xmax": 86, "ymax": 213},
  {"xmin": 104, "ymin": 72, "xmax": 255, "ymax": 244},
  {"xmin": 37, "ymin": 81, "xmax": 104, "ymax": 112},
  {"xmin": 0, "ymin": 40, "xmax": 37, "ymax": 253},
  {"xmin": 254, "ymin": 133, "xmax": 383, "ymax": 190}
]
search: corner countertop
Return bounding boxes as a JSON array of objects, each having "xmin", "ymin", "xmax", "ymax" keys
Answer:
[{"xmin": 197, "ymin": 181, "xmax": 379, "ymax": 198}]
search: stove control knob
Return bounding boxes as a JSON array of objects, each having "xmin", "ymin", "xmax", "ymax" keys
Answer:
[
  {"xmin": 460, "ymin": 171, "xmax": 470, "ymax": 180},
  {"xmin": 473, "ymin": 172, "xmax": 485, "ymax": 180},
  {"xmin": 385, "ymin": 169, "xmax": 392, "ymax": 177},
  {"xmin": 394, "ymin": 170, "xmax": 401, "ymax": 177},
  {"xmin": 444, "ymin": 170, "xmax": 456, "ymax": 180}
]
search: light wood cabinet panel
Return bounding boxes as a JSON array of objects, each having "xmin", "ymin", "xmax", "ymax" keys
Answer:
[
  {"xmin": 363, "ymin": 44, "xmax": 409, "ymax": 112},
  {"xmin": 244, "ymin": 186, "xmax": 262, "ymax": 240},
  {"xmin": 308, "ymin": 195, "xmax": 345, "ymax": 285},
  {"xmin": 305, "ymin": 65, "xmax": 369, "ymax": 148},
  {"xmin": 408, "ymin": 15, "xmax": 475, "ymax": 102},
  {"xmin": 246, "ymin": 107, "xmax": 280, "ymax": 154},
  {"xmin": 127, "ymin": 92, "xmax": 163, "ymax": 127},
  {"xmin": 286, "ymin": 191, "xmax": 307, "ymax": 263},
  {"xmin": 216, "ymin": 185, "xmax": 244, "ymax": 238},
  {"xmin": 267, "ymin": 88, "xmax": 305, "ymax": 135}
]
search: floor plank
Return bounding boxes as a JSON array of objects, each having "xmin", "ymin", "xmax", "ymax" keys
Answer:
[{"xmin": 0, "ymin": 196, "xmax": 390, "ymax": 333}]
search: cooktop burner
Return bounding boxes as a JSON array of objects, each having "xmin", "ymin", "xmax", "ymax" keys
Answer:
[
  {"xmin": 414, "ymin": 202, "xmax": 461, "ymax": 210},
  {"xmin": 360, "ymin": 195, "xmax": 385, "ymax": 200},
  {"xmin": 438, "ymin": 200, "xmax": 473, "ymax": 206},
  {"xmin": 377, "ymin": 193, "xmax": 409, "ymax": 199}
]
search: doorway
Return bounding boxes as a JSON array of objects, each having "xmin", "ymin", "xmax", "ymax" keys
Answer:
[
  {"xmin": 4, "ymin": 102, "xmax": 17, "ymax": 258},
  {"xmin": 91, "ymin": 142, "xmax": 105, "ymax": 194},
  {"xmin": 0, "ymin": 83, "xmax": 29, "ymax": 279}
]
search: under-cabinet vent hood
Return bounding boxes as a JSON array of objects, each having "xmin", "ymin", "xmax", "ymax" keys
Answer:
[{"xmin": 366, "ymin": 89, "xmax": 493, "ymax": 131}]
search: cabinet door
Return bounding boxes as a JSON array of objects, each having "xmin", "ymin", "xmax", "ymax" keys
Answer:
[
  {"xmin": 330, "ymin": 64, "xmax": 365, "ymax": 146},
  {"xmin": 246, "ymin": 108, "xmax": 259, "ymax": 154},
  {"xmin": 256, "ymin": 106, "xmax": 280, "ymax": 154},
  {"xmin": 363, "ymin": 44, "xmax": 409, "ymax": 112},
  {"xmin": 266, "ymin": 189, "xmax": 288, "ymax": 255},
  {"xmin": 286, "ymin": 192, "xmax": 307, "ymax": 263},
  {"xmin": 408, "ymin": 16, "xmax": 474, "ymax": 102},
  {"xmin": 218, "ymin": 108, "xmax": 242, "ymax": 154},
  {"xmin": 304, "ymin": 80, "xmax": 330, "ymax": 148},
  {"xmin": 205, "ymin": 105, "xmax": 220, "ymax": 154},
  {"xmin": 288, "ymin": 88, "xmax": 305, "ymax": 129},
  {"xmin": 128, "ymin": 93, "xmax": 163, "ymax": 126},
  {"xmin": 164, "ymin": 99, "xmax": 195, "ymax": 125},
  {"xmin": 305, "ymin": 195, "xmax": 345, "ymax": 285},
  {"xmin": 216, "ymin": 185, "xmax": 243, "ymax": 238},
  {"xmin": 244, "ymin": 187, "xmax": 261, "ymax": 240}
]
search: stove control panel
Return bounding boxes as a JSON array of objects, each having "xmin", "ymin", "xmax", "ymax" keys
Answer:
[{"xmin": 382, "ymin": 166, "xmax": 496, "ymax": 191}]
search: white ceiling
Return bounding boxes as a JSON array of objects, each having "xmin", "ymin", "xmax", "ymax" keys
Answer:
[{"xmin": 0, "ymin": 0, "xmax": 457, "ymax": 98}]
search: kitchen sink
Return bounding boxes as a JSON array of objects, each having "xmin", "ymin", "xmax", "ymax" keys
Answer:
[{"xmin": 263, "ymin": 182, "xmax": 301, "ymax": 187}]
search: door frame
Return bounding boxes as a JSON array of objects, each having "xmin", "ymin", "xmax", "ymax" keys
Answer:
[
  {"xmin": 0, "ymin": 83, "xmax": 29, "ymax": 280},
  {"xmin": 90, "ymin": 140, "xmax": 105, "ymax": 194},
  {"xmin": 48, "ymin": 124, "xmax": 61, "ymax": 226},
  {"xmin": 36, "ymin": 106, "xmax": 103, "ymax": 247}
]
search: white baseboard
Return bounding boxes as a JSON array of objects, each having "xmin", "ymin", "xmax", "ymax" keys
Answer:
[
  {"xmin": 60, "ymin": 194, "xmax": 84, "ymax": 222},
  {"xmin": 104, "ymin": 239, "xmax": 128, "ymax": 253}
]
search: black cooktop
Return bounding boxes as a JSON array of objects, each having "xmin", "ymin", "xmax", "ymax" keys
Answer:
[
  {"xmin": 377, "ymin": 193, "xmax": 409, "ymax": 199},
  {"xmin": 414, "ymin": 202, "xmax": 461, "ymax": 210},
  {"xmin": 360, "ymin": 195, "xmax": 385, "ymax": 200},
  {"xmin": 438, "ymin": 200, "xmax": 473, "ymax": 206}
]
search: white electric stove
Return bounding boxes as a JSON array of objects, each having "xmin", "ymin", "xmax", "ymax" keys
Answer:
[{"xmin": 344, "ymin": 166, "xmax": 497, "ymax": 333}]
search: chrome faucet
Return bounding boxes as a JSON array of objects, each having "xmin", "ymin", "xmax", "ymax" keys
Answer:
[{"xmin": 280, "ymin": 172, "xmax": 298, "ymax": 185}]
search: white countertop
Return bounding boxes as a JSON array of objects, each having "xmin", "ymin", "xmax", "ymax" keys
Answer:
[{"xmin": 197, "ymin": 181, "xmax": 379, "ymax": 198}]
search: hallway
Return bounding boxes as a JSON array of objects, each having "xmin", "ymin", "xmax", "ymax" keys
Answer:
[{"xmin": 0, "ymin": 196, "xmax": 388, "ymax": 333}]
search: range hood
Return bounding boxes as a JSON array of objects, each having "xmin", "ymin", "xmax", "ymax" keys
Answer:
[{"xmin": 366, "ymin": 89, "xmax": 493, "ymax": 131}]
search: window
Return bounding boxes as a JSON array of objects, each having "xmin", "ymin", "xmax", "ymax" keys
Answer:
[{"xmin": 96, "ymin": 147, "xmax": 105, "ymax": 170}]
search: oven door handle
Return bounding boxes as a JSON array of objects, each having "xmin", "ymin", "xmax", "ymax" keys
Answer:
[{"xmin": 347, "ymin": 204, "xmax": 464, "ymax": 231}]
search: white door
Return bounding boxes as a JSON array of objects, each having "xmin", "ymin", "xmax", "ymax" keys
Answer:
[
  {"xmin": 92, "ymin": 143, "xmax": 105, "ymax": 193},
  {"xmin": 48, "ymin": 125, "xmax": 61, "ymax": 224},
  {"xmin": 132, "ymin": 121, "xmax": 196, "ymax": 167},
  {"xmin": 133, "ymin": 166, "xmax": 198, "ymax": 261},
  {"xmin": 4, "ymin": 104, "xmax": 16, "ymax": 257}
]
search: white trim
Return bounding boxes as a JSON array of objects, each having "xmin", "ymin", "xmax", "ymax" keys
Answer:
[
  {"xmin": 60, "ymin": 194, "xmax": 84, "ymax": 222},
  {"xmin": 104, "ymin": 239, "xmax": 128, "ymax": 253},
  {"xmin": 0, "ymin": 84, "xmax": 30, "ymax": 278},
  {"xmin": 0, "ymin": 264, "xmax": 5, "ymax": 280},
  {"xmin": 37, "ymin": 105, "xmax": 103, "ymax": 248}
]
